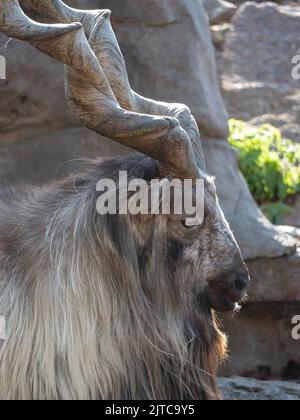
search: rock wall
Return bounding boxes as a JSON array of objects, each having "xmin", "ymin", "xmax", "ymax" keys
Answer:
[
  {"xmin": 214, "ymin": 1, "xmax": 300, "ymax": 380},
  {"xmin": 220, "ymin": 377, "xmax": 300, "ymax": 400},
  {"xmin": 217, "ymin": 2, "xmax": 300, "ymax": 142}
]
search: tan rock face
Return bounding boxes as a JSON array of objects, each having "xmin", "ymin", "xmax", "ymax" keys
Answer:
[
  {"xmin": 248, "ymin": 249, "xmax": 300, "ymax": 302},
  {"xmin": 219, "ymin": 2, "xmax": 300, "ymax": 142},
  {"xmin": 221, "ymin": 301, "xmax": 300, "ymax": 379},
  {"xmin": 203, "ymin": 0, "xmax": 237, "ymax": 24},
  {"xmin": 282, "ymin": 196, "xmax": 300, "ymax": 227},
  {"xmin": 222, "ymin": 246, "xmax": 300, "ymax": 379},
  {"xmin": 0, "ymin": 128, "xmax": 129, "ymax": 185},
  {"xmin": 0, "ymin": 31, "xmax": 76, "ymax": 146},
  {"xmin": 220, "ymin": 377, "xmax": 300, "ymax": 401}
]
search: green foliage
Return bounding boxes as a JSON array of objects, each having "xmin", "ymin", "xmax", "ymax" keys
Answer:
[
  {"xmin": 229, "ymin": 119, "xmax": 300, "ymax": 224},
  {"xmin": 260, "ymin": 202, "xmax": 292, "ymax": 225}
]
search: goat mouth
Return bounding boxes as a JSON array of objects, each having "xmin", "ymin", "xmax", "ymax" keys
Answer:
[
  {"xmin": 206, "ymin": 285, "xmax": 245, "ymax": 313},
  {"xmin": 210, "ymin": 297, "xmax": 240, "ymax": 313}
]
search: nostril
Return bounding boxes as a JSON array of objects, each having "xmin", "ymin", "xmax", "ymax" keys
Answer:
[{"xmin": 235, "ymin": 276, "xmax": 249, "ymax": 292}]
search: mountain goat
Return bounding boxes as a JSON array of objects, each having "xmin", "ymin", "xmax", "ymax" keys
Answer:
[{"xmin": 0, "ymin": 0, "xmax": 249, "ymax": 400}]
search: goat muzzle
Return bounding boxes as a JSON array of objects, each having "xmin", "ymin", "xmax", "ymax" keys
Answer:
[{"xmin": 206, "ymin": 268, "xmax": 250, "ymax": 313}]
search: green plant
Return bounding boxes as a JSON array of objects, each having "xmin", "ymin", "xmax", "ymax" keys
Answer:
[
  {"xmin": 260, "ymin": 202, "xmax": 293, "ymax": 225},
  {"xmin": 229, "ymin": 119, "xmax": 300, "ymax": 224}
]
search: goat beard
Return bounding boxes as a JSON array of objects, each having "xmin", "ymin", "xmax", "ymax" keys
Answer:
[{"xmin": 0, "ymin": 264, "xmax": 227, "ymax": 400}]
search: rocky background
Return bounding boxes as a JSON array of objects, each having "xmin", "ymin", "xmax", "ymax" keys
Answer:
[
  {"xmin": 0, "ymin": 0, "xmax": 300, "ymax": 400},
  {"xmin": 215, "ymin": 2, "xmax": 300, "ymax": 143},
  {"xmin": 212, "ymin": 1, "xmax": 300, "ymax": 395}
]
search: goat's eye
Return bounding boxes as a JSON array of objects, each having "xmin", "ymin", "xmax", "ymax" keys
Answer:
[{"xmin": 181, "ymin": 219, "xmax": 201, "ymax": 229}]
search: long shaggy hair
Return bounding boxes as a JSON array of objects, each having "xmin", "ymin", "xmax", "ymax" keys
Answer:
[{"xmin": 0, "ymin": 154, "xmax": 227, "ymax": 400}]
